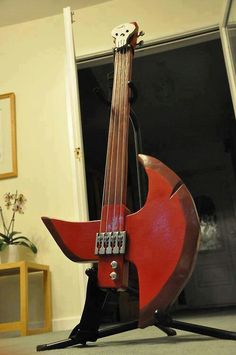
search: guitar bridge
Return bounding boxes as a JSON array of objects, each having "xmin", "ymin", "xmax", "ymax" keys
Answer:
[{"xmin": 95, "ymin": 231, "xmax": 126, "ymax": 255}]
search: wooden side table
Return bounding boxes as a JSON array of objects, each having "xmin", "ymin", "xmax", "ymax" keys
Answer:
[{"xmin": 0, "ymin": 261, "xmax": 52, "ymax": 336}]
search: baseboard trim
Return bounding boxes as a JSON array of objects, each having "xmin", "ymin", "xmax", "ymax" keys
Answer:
[
  {"xmin": 21, "ymin": 316, "xmax": 81, "ymax": 333},
  {"xmin": 52, "ymin": 316, "xmax": 81, "ymax": 331}
]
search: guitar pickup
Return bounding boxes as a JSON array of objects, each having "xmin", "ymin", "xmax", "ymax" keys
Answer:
[{"xmin": 95, "ymin": 231, "xmax": 126, "ymax": 255}]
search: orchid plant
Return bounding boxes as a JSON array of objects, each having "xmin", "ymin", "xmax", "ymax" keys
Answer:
[{"xmin": 0, "ymin": 192, "xmax": 37, "ymax": 253}]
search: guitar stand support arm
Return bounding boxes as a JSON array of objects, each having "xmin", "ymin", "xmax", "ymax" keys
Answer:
[
  {"xmin": 36, "ymin": 268, "xmax": 236, "ymax": 351},
  {"xmin": 154, "ymin": 310, "xmax": 236, "ymax": 340},
  {"xmin": 36, "ymin": 267, "xmax": 173, "ymax": 351}
]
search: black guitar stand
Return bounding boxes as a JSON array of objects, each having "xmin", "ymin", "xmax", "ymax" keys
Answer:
[{"xmin": 37, "ymin": 267, "xmax": 236, "ymax": 351}]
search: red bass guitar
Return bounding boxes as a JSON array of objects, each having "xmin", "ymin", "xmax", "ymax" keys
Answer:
[{"xmin": 42, "ymin": 22, "xmax": 200, "ymax": 328}]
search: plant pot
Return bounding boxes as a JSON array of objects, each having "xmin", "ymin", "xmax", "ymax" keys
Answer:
[{"xmin": 0, "ymin": 245, "xmax": 36, "ymax": 263}]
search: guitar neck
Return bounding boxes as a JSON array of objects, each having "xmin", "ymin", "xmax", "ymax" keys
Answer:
[{"xmin": 100, "ymin": 48, "xmax": 133, "ymax": 230}]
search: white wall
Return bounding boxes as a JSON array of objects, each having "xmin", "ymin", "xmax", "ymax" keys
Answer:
[
  {"xmin": 72, "ymin": 0, "xmax": 225, "ymax": 58},
  {"xmin": 0, "ymin": 14, "xmax": 86, "ymax": 331},
  {"xmin": 0, "ymin": 0, "xmax": 226, "ymax": 332}
]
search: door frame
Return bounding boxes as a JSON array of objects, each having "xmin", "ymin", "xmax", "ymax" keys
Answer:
[
  {"xmin": 63, "ymin": 6, "xmax": 90, "ymax": 314},
  {"xmin": 220, "ymin": 0, "xmax": 236, "ymax": 119},
  {"xmin": 64, "ymin": 7, "xmax": 89, "ymax": 222},
  {"xmin": 76, "ymin": 26, "xmax": 219, "ymax": 69},
  {"xmin": 65, "ymin": 6, "xmax": 235, "ymax": 309}
]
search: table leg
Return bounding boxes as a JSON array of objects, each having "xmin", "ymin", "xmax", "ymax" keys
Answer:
[
  {"xmin": 43, "ymin": 269, "xmax": 52, "ymax": 332},
  {"xmin": 20, "ymin": 261, "xmax": 29, "ymax": 336}
]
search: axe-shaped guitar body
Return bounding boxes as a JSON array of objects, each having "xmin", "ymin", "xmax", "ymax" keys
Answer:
[{"xmin": 42, "ymin": 154, "xmax": 199, "ymax": 327}]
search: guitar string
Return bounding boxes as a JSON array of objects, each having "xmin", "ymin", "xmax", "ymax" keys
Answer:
[
  {"xmin": 106, "ymin": 50, "xmax": 121, "ymax": 232},
  {"xmin": 118, "ymin": 48, "xmax": 126, "ymax": 231},
  {"xmin": 100, "ymin": 50, "xmax": 119, "ymax": 233},
  {"xmin": 113, "ymin": 49, "xmax": 125, "ymax": 233},
  {"xmin": 119, "ymin": 47, "xmax": 128, "ymax": 231},
  {"xmin": 119, "ymin": 49, "xmax": 130, "ymax": 231},
  {"xmin": 111, "ymin": 50, "xmax": 122, "ymax": 232},
  {"xmin": 112, "ymin": 49, "xmax": 119, "ymax": 232},
  {"xmin": 106, "ymin": 51, "xmax": 119, "ymax": 232}
]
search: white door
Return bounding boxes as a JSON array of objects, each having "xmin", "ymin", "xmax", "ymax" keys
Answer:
[
  {"xmin": 63, "ymin": 6, "xmax": 89, "ymax": 222},
  {"xmin": 63, "ymin": 7, "xmax": 90, "ymax": 311},
  {"xmin": 220, "ymin": 0, "xmax": 236, "ymax": 118}
]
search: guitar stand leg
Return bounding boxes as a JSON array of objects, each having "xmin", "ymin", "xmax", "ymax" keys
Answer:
[
  {"xmin": 37, "ymin": 268, "xmax": 140, "ymax": 351},
  {"xmin": 154, "ymin": 323, "xmax": 177, "ymax": 336},
  {"xmin": 154, "ymin": 310, "xmax": 236, "ymax": 340},
  {"xmin": 37, "ymin": 267, "xmax": 106, "ymax": 351},
  {"xmin": 38, "ymin": 267, "xmax": 236, "ymax": 351}
]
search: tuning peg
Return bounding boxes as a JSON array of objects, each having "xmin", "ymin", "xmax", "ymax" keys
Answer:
[
  {"xmin": 138, "ymin": 30, "xmax": 145, "ymax": 37},
  {"xmin": 137, "ymin": 40, "xmax": 144, "ymax": 47}
]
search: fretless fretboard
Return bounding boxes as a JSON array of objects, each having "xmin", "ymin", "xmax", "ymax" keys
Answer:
[{"xmin": 100, "ymin": 47, "xmax": 134, "ymax": 232}]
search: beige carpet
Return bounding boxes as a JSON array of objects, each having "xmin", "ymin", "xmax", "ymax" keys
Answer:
[{"xmin": 0, "ymin": 309, "xmax": 236, "ymax": 355}]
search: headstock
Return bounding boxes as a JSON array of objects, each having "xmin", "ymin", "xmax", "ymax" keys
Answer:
[{"xmin": 111, "ymin": 22, "xmax": 143, "ymax": 51}]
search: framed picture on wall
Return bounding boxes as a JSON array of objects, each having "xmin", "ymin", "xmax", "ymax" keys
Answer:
[{"xmin": 0, "ymin": 93, "xmax": 17, "ymax": 179}]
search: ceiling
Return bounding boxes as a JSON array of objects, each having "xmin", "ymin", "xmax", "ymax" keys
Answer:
[{"xmin": 0, "ymin": 0, "xmax": 109, "ymax": 27}]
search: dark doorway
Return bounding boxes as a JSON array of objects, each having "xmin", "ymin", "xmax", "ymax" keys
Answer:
[{"xmin": 78, "ymin": 37, "xmax": 236, "ymax": 310}]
